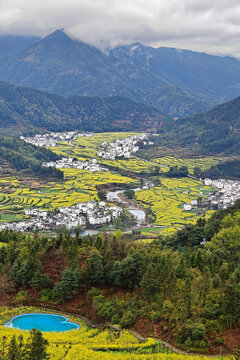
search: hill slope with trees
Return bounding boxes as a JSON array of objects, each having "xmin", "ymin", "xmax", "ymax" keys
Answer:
[
  {"xmin": 0, "ymin": 201, "xmax": 239, "ymax": 353},
  {"xmin": 0, "ymin": 81, "xmax": 170, "ymax": 134},
  {"xmin": 152, "ymin": 95, "xmax": 240, "ymax": 155},
  {"xmin": 0, "ymin": 136, "xmax": 63, "ymax": 178}
]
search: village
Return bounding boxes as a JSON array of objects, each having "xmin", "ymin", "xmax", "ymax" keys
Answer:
[
  {"xmin": 43, "ymin": 157, "xmax": 107, "ymax": 171},
  {"xmin": 183, "ymin": 178, "xmax": 240, "ymax": 212},
  {"xmin": 97, "ymin": 134, "xmax": 152, "ymax": 160},
  {"xmin": 20, "ymin": 131, "xmax": 93, "ymax": 147},
  {"xmin": 0, "ymin": 200, "xmax": 123, "ymax": 232}
]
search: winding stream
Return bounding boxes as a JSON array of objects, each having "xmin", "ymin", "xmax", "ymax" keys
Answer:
[
  {"xmin": 79, "ymin": 183, "xmax": 154, "ymax": 235},
  {"xmin": 106, "ymin": 182, "xmax": 154, "ymax": 225}
]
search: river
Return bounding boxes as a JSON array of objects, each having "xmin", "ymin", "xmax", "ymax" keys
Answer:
[{"xmin": 79, "ymin": 182, "xmax": 154, "ymax": 236}]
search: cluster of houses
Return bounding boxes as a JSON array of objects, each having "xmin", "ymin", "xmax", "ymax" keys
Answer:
[
  {"xmin": 97, "ymin": 134, "xmax": 150, "ymax": 160},
  {"xmin": 43, "ymin": 157, "xmax": 107, "ymax": 172},
  {"xmin": 204, "ymin": 178, "xmax": 240, "ymax": 209},
  {"xmin": 0, "ymin": 201, "xmax": 123, "ymax": 232},
  {"xmin": 183, "ymin": 178, "xmax": 240, "ymax": 212},
  {"xmin": 20, "ymin": 131, "xmax": 92, "ymax": 147}
]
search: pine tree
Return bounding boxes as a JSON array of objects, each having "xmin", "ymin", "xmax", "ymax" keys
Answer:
[
  {"xmin": 26, "ymin": 329, "xmax": 48, "ymax": 360},
  {"xmin": 6, "ymin": 336, "xmax": 20, "ymax": 360}
]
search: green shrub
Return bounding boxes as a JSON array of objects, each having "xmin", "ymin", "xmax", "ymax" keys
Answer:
[
  {"xmin": 191, "ymin": 323, "xmax": 206, "ymax": 340},
  {"xmin": 120, "ymin": 310, "xmax": 136, "ymax": 328},
  {"xmin": 215, "ymin": 336, "xmax": 224, "ymax": 345}
]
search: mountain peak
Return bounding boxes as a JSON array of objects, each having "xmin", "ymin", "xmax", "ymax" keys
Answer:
[{"xmin": 43, "ymin": 29, "xmax": 72, "ymax": 43}]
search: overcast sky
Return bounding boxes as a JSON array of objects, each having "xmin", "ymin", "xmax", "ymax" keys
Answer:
[{"xmin": 1, "ymin": 0, "xmax": 240, "ymax": 57}]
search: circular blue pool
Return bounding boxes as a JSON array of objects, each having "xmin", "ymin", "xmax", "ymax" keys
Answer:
[{"xmin": 4, "ymin": 313, "xmax": 79, "ymax": 332}]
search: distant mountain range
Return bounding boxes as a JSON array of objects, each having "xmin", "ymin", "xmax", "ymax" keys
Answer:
[
  {"xmin": 1, "ymin": 29, "xmax": 240, "ymax": 155},
  {"xmin": 0, "ymin": 34, "xmax": 40, "ymax": 63},
  {"xmin": 0, "ymin": 81, "xmax": 169, "ymax": 134},
  {"xmin": 1, "ymin": 30, "xmax": 240, "ymax": 119},
  {"xmin": 0, "ymin": 30, "xmax": 210, "ymax": 117},
  {"xmin": 111, "ymin": 43, "xmax": 240, "ymax": 105}
]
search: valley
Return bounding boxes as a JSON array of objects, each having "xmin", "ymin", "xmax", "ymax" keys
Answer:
[
  {"xmin": 0, "ymin": 131, "xmax": 237, "ymax": 237},
  {"xmin": 1, "ymin": 5, "xmax": 240, "ymax": 359}
]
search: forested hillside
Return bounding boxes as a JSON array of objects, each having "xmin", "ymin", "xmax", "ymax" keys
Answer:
[
  {"xmin": 202, "ymin": 158, "xmax": 240, "ymax": 179},
  {"xmin": 0, "ymin": 136, "xmax": 63, "ymax": 178},
  {"xmin": 152, "ymin": 95, "xmax": 240, "ymax": 155},
  {"xmin": 0, "ymin": 202, "xmax": 239, "ymax": 352},
  {"xmin": 0, "ymin": 81, "xmax": 169, "ymax": 134}
]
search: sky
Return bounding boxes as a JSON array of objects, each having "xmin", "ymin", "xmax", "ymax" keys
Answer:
[{"xmin": 1, "ymin": 0, "xmax": 240, "ymax": 57}]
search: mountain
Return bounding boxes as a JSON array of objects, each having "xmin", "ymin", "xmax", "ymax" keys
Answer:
[
  {"xmin": 0, "ymin": 35, "xmax": 40, "ymax": 62},
  {"xmin": 0, "ymin": 80, "xmax": 170, "ymax": 134},
  {"xmin": 155, "ymin": 95, "xmax": 240, "ymax": 154},
  {"xmin": 0, "ymin": 30, "xmax": 208, "ymax": 117},
  {"xmin": 111, "ymin": 42, "xmax": 240, "ymax": 105}
]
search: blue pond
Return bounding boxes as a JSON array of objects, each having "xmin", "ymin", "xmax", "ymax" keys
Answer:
[{"xmin": 5, "ymin": 313, "xmax": 79, "ymax": 332}]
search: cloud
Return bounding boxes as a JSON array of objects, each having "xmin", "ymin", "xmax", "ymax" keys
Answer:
[{"xmin": 0, "ymin": 0, "xmax": 240, "ymax": 56}]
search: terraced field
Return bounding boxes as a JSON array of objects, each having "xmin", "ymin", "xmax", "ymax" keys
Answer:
[
  {"xmin": 0, "ymin": 133, "xmax": 226, "ymax": 231},
  {"xmin": 50, "ymin": 132, "xmax": 162, "ymax": 174},
  {"xmin": 135, "ymin": 177, "xmax": 214, "ymax": 229},
  {"xmin": 152, "ymin": 156, "xmax": 231, "ymax": 174},
  {"xmin": 0, "ymin": 170, "xmax": 135, "ymax": 223},
  {"xmin": 0, "ymin": 307, "xmax": 228, "ymax": 360},
  {"xmin": 50, "ymin": 132, "xmax": 140, "ymax": 160}
]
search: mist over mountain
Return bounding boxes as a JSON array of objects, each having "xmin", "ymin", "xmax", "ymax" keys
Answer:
[
  {"xmin": 0, "ymin": 30, "xmax": 209, "ymax": 118},
  {"xmin": 111, "ymin": 42, "xmax": 240, "ymax": 105}
]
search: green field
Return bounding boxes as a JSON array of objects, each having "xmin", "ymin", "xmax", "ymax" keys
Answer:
[
  {"xmin": 0, "ymin": 133, "xmax": 225, "ymax": 232},
  {"xmin": 135, "ymin": 177, "xmax": 214, "ymax": 229},
  {"xmin": 0, "ymin": 170, "xmax": 135, "ymax": 223},
  {"xmin": 152, "ymin": 156, "xmax": 232, "ymax": 174}
]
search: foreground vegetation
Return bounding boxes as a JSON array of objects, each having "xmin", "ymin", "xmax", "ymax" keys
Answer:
[
  {"xmin": 0, "ymin": 201, "xmax": 239, "ymax": 355},
  {"xmin": 0, "ymin": 307, "xmax": 235, "ymax": 359},
  {"xmin": 0, "ymin": 307, "xmax": 166, "ymax": 360}
]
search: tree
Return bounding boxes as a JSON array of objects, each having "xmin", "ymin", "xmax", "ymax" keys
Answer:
[
  {"xmin": 123, "ymin": 189, "xmax": 135, "ymax": 199},
  {"xmin": 53, "ymin": 269, "xmax": 82, "ymax": 303},
  {"xmin": 140, "ymin": 263, "xmax": 162, "ymax": 298},
  {"xmin": 87, "ymin": 249, "xmax": 104, "ymax": 285},
  {"xmin": 26, "ymin": 329, "xmax": 48, "ymax": 360},
  {"xmin": 193, "ymin": 167, "xmax": 202, "ymax": 178},
  {"xmin": 97, "ymin": 189, "xmax": 107, "ymax": 201},
  {"xmin": 6, "ymin": 336, "xmax": 20, "ymax": 360}
]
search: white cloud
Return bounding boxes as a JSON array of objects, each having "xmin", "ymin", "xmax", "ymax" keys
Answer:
[{"xmin": 0, "ymin": 0, "xmax": 240, "ymax": 56}]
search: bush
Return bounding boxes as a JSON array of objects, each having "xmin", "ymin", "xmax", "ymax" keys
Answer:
[
  {"xmin": 87, "ymin": 287, "xmax": 102, "ymax": 300},
  {"xmin": 215, "ymin": 336, "xmax": 224, "ymax": 345},
  {"xmin": 191, "ymin": 323, "xmax": 206, "ymax": 340},
  {"xmin": 120, "ymin": 310, "xmax": 136, "ymax": 328},
  {"xmin": 40, "ymin": 289, "xmax": 55, "ymax": 302},
  {"xmin": 178, "ymin": 322, "xmax": 206, "ymax": 344}
]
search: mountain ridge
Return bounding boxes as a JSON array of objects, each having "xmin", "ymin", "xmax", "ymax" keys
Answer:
[
  {"xmin": 110, "ymin": 42, "xmax": 240, "ymax": 105},
  {"xmin": 0, "ymin": 30, "xmax": 209, "ymax": 118},
  {"xmin": 154, "ymin": 95, "xmax": 240, "ymax": 155},
  {"xmin": 0, "ymin": 80, "xmax": 170, "ymax": 134}
]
